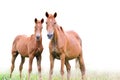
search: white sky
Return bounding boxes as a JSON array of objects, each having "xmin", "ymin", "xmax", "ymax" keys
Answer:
[{"xmin": 0, "ymin": 0, "xmax": 120, "ymax": 73}]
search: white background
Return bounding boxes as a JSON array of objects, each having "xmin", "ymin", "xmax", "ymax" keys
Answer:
[{"xmin": 0, "ymin": 0, "xmax": 120, "ymax": 73}]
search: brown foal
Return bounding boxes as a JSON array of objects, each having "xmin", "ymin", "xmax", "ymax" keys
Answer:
[{"xmin": 10, "ymin": 18, "xmax": 44, "ymax": 80}]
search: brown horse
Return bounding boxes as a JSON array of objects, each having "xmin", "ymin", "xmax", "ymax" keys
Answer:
[
  {"xmin": 45, "ymin": 12, "xmax": 85, "ymax": 80},
  {"xmin": 10, "ymin": 18, "xmax": 44, "ymax": 80}
]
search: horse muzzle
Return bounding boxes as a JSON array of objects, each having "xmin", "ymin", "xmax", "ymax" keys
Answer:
[
  {"xmin": 47, "ymin": 34, "xmax": 53, "ymax": 39},
  {"xmin": 36, "ymin": 36, "xmax": 40, "ymax": 40},
  {"xmin": 36, "ymin": 34, "xmax": 41, "ymax": 41}
]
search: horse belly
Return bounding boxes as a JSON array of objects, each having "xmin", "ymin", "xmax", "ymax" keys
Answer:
[
  {"xmin": 16, "ymin": 41, "xmax": 29, "ymax": 57},
  {"xmin": 66, "ymin": 43, "xmax": 82, "ymax": 59},
  {"xmin": 66, "ymin": 50, "xmax": 80, "ymax": 59}
]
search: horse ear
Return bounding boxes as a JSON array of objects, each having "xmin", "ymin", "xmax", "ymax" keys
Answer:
[
  {"xmin": 35, "ymin": 18, "xmax": 37, "ymax": 23},
  {"xmin": 41, "ymin": 18, "xmax": 44, "ymax": 23},
  {"xmin": 54, "ymin": 12, "xmax": 57, "ymax": 18},
  {"xmin": 45, "ymin": 12, "xmax": 49, "ymax": 17}
]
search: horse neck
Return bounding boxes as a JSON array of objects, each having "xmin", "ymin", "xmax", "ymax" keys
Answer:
[
  {"xmin": 52, "ymin": 25, "xmax": 59, "ymax": 43},
  {"xmin": 52, "ymin": 26, "xmax": 65, "ymax": 48}
]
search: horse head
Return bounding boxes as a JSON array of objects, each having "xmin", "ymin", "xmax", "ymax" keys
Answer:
[
  {"xmin": 45, "ymin": 12, "xmax": 57, "ymax": 39},
  {"xmin": 34, "ymin": 18, "xmax": 44, "ymax": 41}
]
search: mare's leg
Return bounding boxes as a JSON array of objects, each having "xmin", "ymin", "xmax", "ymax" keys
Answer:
[
  {"xmin": 65, "ymin": 60, "xmax": 71, "ymax": 80},
  {"xmin": 36, "ymin": 55, "xmax": 42, "ymax": 80},
  {"xmin": 10, "ymin": 52, "xmax": 18, "ymax": 78},
  {"xmin": 19, "ymin": 56, "xmax": 25, "ymax": 79},
  {"xmin": 78, "ymin": 53, "xmax": 85, "ymax": 80},
  {"xmin": 49, "ymin": 54, "xmax": 54, "ymax": 80},
  {"xmin": 28, "ymin": 55, "xmax": 34, "ymax": 80},
  {"xmin": 60, "ymin": 54, "xmax": 65, "ymax": 80}
]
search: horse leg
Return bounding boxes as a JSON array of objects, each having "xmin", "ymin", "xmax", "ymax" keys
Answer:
[
  {"xmin": 65, "ymin": 60, "xmax": 71, "ymax": 80},
  {"xmin": 36, "ymin": 55, "xmax": 42, "ymax": 80},
  {"xmin": 60, "ymin": 54, "xmax": 65, "ymax": 80},
  {"xmin": 49, "ymin": 54, "xmax": 54, "ymax": 80},
  {"xmin": 10, "ymin": 52, "xmax": 18, "ymax": 78},
  {"xmin": 28, "ymin": 55, "xmax": 34, "ymax": 80},
  {"xmin": 19, "ymin": 56, "xmax": 25, "ymax": 79},
  {"xmin": 78, "ymin": 54, "xmax": 85, "ymax": 80}
]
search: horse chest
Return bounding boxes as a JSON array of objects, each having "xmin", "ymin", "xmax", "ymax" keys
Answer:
[
  {"xmin": 51, "ymin": 44, "xmax": 60, "ymax": 59},
  {"xmin": 52, "ymin": 51, "xmax": 60, "ymax": 59}
]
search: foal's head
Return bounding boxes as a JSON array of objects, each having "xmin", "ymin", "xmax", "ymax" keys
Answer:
[
  {"xmin": 45, "ymin": 12, "xmax": 57, "ymax": 39},
  {"xmin": 34, "ymin": 18, "xmax": 44, "ymax": 41}
]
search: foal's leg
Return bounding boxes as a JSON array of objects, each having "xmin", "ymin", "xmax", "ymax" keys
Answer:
[
  {"xmin": 36, "ymin": 55, "xmax": 42, "ymax": 80},
  {"xmin": 60, "ymin": 54, "xmax": 65, "ymax": 80},
  {"xmin": 78, "ymin": 53, "xmax": 85, "ymax": 80},
  {"xmin": 65, "ymin": 60, "xmax": 71, "ymax": 80},
  {"xmin": 28, "ymin": 55, "xmax": 34, "ymax": 80},
  {"xmin": 49, "ymin": 54, "xmax": 54, "ymax": 80},
  {"xmin": 10, "ymin": 52, "xmax": 18, "ymax": 78},
  {"xmin": 19, "ymin": 56, "xmax": 25, "ymax": 79}
]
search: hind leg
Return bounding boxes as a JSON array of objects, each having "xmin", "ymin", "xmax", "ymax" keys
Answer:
[
  {"xmin": 10, "ymin": 52, "xmax": 18, "ymax": 78},
  {"xmin": 19, "ymin": 56, "xmax": 25, "ymax": 79},
  {"xmin": 65, "ymin": 60, "xmax": 71, "ymax": 80},
  {"xmin": 78, "ymin": 54, "xmax": 85, "ymax": 80}
]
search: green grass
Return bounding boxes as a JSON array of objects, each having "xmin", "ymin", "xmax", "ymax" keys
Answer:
[{"xmin": 0, "ymin": 71, "xmax": 120, "ymax": 80}]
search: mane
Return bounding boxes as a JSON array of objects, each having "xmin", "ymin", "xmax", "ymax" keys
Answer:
[
  {"xmin": 56, "ymin": 26, "xmax": 64, "ymax": 34},
  {"xmin": 52, "ymin": 25, "xmax": 66, "ymax": 48},
  {"xmin": 59, "ymin": 26, "xmax": 64, "ymax": 33}
]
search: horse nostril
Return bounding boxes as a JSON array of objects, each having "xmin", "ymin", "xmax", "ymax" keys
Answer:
[
  {"xmin": 47, "ymin": 34, "xmax": 49, "ymax": 37},
  {"xmin": 47, "ymin": 34, "xmax": 53, "ymax": 39},
  {"xmin": 36, "ymin": 36, "xmax": 40, "ymax": 40}
]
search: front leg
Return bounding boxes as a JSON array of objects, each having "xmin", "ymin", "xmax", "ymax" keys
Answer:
[
  {"xmin": 49, "ymin": 54, "xmax": 54, "ymax": 80},
  {"xmin": 36, "ymin": 55, "xmax": 42, "ymax": 80},
  {"xmin": 28, "ymin": 55, "xmax": 34, "ymax": 80},
  {"xmin": 60, "ymin": 54, "xmax": 65, "ymax": 80}
]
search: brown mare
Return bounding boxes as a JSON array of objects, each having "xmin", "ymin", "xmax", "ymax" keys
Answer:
[
  {"xmin": 45, "ymin": 12, "xmax": 85, "ymax": 80},
  {"xmin": 10, "ymin": 18, "xmax": 44, "ymax": 80}
]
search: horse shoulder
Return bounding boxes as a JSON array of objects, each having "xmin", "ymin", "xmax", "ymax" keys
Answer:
[{"xmin": 27, "ymin": 35, "xmax": 35, "ymax": 48}]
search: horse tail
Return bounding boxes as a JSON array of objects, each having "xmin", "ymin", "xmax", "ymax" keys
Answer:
[
  {"xmin": 12, "ymin": 36, "xmax": 18, "ymax": 49},
  {"xmin": 75, "ymin": 37, "xmax": 82, "ymax": 69},
  {"xmin": 79, "ymin": 36, "xmax": 82, "ymax": 47},
  {"xmin": 75, "ymin": 58, "xmax": 80, "ymax": 69}
]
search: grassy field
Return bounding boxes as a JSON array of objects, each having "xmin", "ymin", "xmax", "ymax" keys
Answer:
[{"xmin": 0, "ymin": 71, "xmax": 120, "ymax": 80}]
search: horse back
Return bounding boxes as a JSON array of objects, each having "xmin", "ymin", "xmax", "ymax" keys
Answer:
[{"xmin": 66, "ymin": 31, "xmax": 82, "ymax": 46}]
